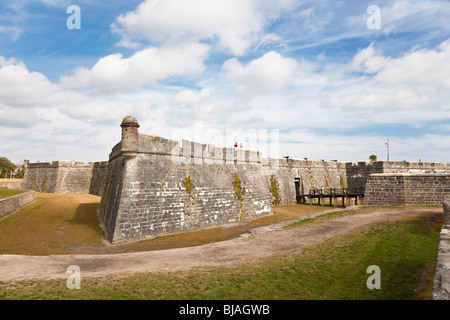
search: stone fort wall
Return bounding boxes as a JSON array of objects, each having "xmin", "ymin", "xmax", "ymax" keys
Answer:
[
  {"xmin": 364, "ymin": 173, "xmax": 450, "ymax": 206},
  {"xmin": 21, "ymin": 160, "xmax": 108, "ymax": 196},
  {"xmin": 99, "ymin": 133, "xmax": 277, "ymax": 243},
  {"xmin": 20, "ymin": 115, "xmax": 450, "ymax": 243}
]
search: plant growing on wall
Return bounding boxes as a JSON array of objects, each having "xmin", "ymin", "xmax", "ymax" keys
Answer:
[
  {"xmin": 182, "ymin": 176, "xmax": 196, "ymax": 204},
  {"xmin": 340, "ymin": 175, "xmax": 347, "ymax": 189},
  {"xmin": 232, "ymin": 174, "xmax": 247, "ymax": 221},
  {"xmin": 270, "ymin": 175, "xmax": 281, "ymax": 205}
]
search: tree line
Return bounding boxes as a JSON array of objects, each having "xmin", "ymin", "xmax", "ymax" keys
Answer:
[{"xmin": 0, "ymin": 157, "xmax": 24, "ymax": 179}]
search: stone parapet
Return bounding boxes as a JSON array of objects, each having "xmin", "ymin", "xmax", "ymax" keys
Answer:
[{"xmin": 0, "ymin": 191, "xmax": 36, "ymax": 219}]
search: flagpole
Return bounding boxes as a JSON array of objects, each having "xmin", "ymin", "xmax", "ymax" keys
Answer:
[{"xmin": 386, "ymin": 138, "xmax": 389, "ymax": 161}]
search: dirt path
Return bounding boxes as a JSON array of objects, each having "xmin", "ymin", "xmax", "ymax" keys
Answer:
[{"xmin": 0, "ymin": 208, "xmax": 442, "ymax": 281}]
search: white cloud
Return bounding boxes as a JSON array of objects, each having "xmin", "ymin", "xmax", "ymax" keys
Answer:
[
  {"xmin": 171, "ymin": 87, "xmax": 214, "ymax": 106},
  {"xmin": 159, "ymin": 39, "xmax": 450, "ymax": 133},
  {"xmin": 350, "ymin": 44, "xmax": 389, "ymax": 74},
  {"xmin": 60, "ymin": 43, "xmax": 209, "ymax": 92},
  {"xmin": 59, "ymin": 99, "xmax": 128, "ymax": 125},
  {"xmin": 325, "ymin": 86, "xmax": 437, "ymax": 111},
  {"xmin": 111, "ymin": 0, "xmax": 296, "ymax": 55},
  {"xmin": 0, "ymin": 105, "xmax": 39, "ymax": 127},
  {"xmin": 223, "ymin": 51, "xmax": 298, "ymax": 94},
  {"xmin": 315, "ymin": 39, "xmax": 450, "ymax": 129},
  {"xmin": 375, "ymin": 40, "xmax": 450, "ymax": 88},
  {"xmin": 0, "ymin": 57, "xmax": 57, "ymax": 107}
]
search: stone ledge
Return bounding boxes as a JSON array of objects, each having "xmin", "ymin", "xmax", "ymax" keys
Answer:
[
  {"xmin": 371, "ymin": 172, "xmax": 450, "ymax": 177},
  {"xmin": 0, "ymin": 191, "xmax": 36, "ymax": 219},
  {"xmin": 433, "ymin": 226, "xmax": 450, "ymax": 300},
  {"xmin": 433, "ymin": 195, "xmax": 450, "ymax": 300}
]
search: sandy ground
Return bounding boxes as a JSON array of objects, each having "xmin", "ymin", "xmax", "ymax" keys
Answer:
[{"xmin": 0, "ymin": 208, "xmax": 442, "ymax": 281}]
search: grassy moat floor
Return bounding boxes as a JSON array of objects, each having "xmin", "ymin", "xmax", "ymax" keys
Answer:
[
  {"xmin": 0, "ymin": 192, "xmax": 335, "ymax": 255},
  {"xmin": 0, "ymin": 188, "xmax": 26, "ymax": 199},
  {"xmin": 0, "ymin": 192, "xmax": 444, "ymax": 300}
]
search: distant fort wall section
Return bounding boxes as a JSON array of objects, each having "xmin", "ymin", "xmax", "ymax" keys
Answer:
[
  {"xmin": 364, "ymin": 172, "xmax": 450, "ymax": 206},
  {"xmin": 21, "ymin": 160, "xmax": 108, "ymax": 196}
]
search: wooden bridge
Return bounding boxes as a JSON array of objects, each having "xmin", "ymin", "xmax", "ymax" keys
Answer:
[{"xmin": 296, "ymin": 187, "xmax": 365, "ymax": 207}]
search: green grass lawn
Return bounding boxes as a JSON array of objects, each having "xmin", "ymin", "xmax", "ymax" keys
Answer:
[
  {"xmin": 0, "ymin": 188, "xmax": 26, "ymax": 199},
  {"xmin": 0, "ymin": 212, "xmax": 442, "ymax": 300}
]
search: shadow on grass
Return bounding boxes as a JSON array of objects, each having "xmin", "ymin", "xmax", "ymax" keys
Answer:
[{"xmin": 70, "ymin": 203, "xmax": 102, "ymax": 234}]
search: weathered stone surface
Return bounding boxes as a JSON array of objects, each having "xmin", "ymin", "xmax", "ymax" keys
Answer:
[
  {"xmin": 434, "ymin": 225, "xmax": 450, "ymax": 300},
  {"xmin": 364, "ymin": 173, "xmax": 450, "ymax": 206},
  {"xmin": 99, "ymin": 140, "xmax": 276, "ymax": 244},
  {"xmin": 21, "ymin": 161, "xmax": 108, "ymax": 196},
  {"xmin": 0, "ymin": 191, "xmax": 36, "ymax": 219},
  {"xmin": 434, "ymin": 194, "xmax": 450, "ymax": 300},
  {"xmin": 444, "ymin": 194, "xmax": 450, "ymax": 225}
]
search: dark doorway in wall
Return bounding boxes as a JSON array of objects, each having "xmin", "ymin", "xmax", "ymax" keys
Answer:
[{"xmin": 295, "ymin": 177, "xmax": 304, "ymax": 203}]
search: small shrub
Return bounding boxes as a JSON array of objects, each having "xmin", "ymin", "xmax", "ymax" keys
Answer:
[
  {"xmin": 339, "ymin": 175, "xmax": 346, "ymax": 189},
  {"xmin": 232, "ymin": 175, "xmax": 247, "ymax": 221},
  {"xmin": 182, "ymin": 176, "xmax": 196, "ymax": 202},
  {"xmin": 270, "ymin": 175, "xmax": 281, "ymax": 205}
]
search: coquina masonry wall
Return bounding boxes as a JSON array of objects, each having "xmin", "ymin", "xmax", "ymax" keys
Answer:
[
  {"xmin": 0, "ymin": 191, "xmax": 36, "ymax": 219},
  {"xmin": 99, "ymin": 132, "xmax": 276, "ymax": 244},
  {"xmin": 21, "ymin": 161, "xmax": 108, "ymax": 196},
  {"xmin": 271, "ymin": 158, "xmax": 350, "ymax": 204},
  {"xmin": 433, "ymin": 194, "xmax": 450, "ymax": 300},
  {"xmin": 364, "ymin": 173, "xmax": 450, "ymax": 206}
]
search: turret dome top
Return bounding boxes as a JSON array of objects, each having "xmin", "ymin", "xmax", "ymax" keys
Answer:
[{"xmin": 121, "ymin": 116, "xmax": 138, "ymax": 125}]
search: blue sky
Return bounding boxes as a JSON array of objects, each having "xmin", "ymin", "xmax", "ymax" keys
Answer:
[{"xmin": 1, "ymin": 0, "xmax": 450, "ymax": 164}]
